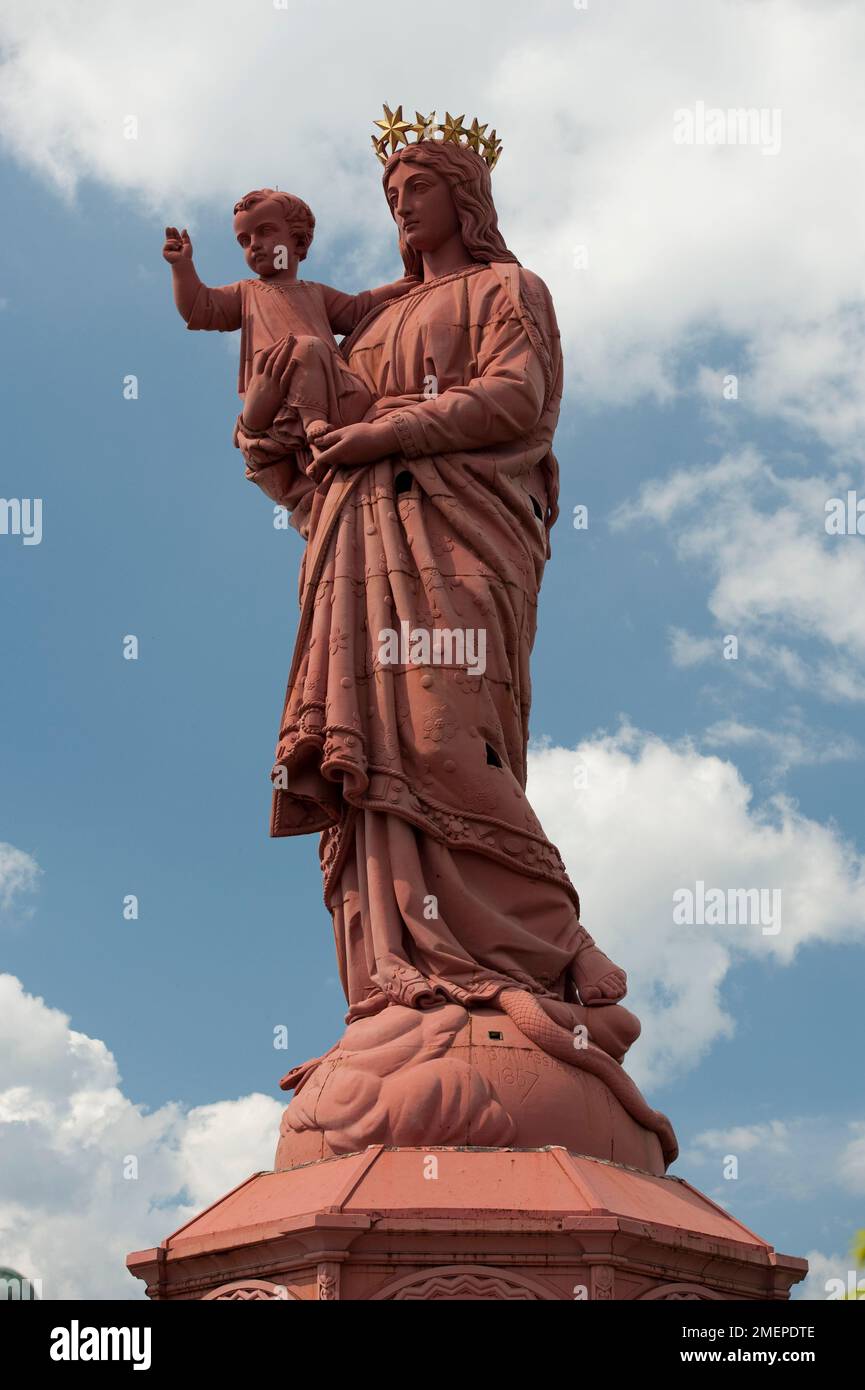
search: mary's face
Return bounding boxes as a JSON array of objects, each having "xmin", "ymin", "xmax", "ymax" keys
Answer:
[{"xmin": 385, "ymin": 161, "xmax": 462, "ymax": 253}]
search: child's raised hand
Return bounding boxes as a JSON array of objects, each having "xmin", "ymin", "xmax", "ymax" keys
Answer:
[{"xmin": 163, "ymin": 227, "xmax": 193, "ymax": 264}]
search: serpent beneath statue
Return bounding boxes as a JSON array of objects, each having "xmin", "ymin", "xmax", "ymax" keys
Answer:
[
  {"xmin": 276, "ymin": 994, "xmax": 676, "ymax": 1173},
  {"xmin": 496, "ymin": 990, "xmax": 677, "ymax": 1164}
]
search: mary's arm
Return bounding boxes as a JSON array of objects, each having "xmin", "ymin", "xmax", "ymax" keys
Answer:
[
  {"xmin": 316, "ymin": 295, "xmax": 549, "ymax": 470},
  {"xmin": 386, "ymin": 308, "xmax": 547, "ymax": 460}
]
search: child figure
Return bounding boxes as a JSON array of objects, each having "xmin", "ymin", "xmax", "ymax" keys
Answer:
[{"xmin": 162, "ymin": 188, "xmax": 415, "ymax": 455}]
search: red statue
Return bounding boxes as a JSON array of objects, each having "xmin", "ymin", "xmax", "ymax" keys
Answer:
[{"xmin": 164, "ymin": 108, "xmax": 676, "ymax": 1170}]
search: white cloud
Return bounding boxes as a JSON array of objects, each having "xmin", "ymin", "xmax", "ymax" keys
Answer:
[
  {"xmin": 0, "ymin": 842, "xmax": 40, "ymax": 915},
  {"xmin": 1, "ymin": 0, "xmax": 865, "ymax": 445},
  {"xmin": 687, "ymin": 1119, "xmax": 793, "ymax": 1159},
  {"xmin": 683, "ymin": 1117, "xmax": 864, "ymax": 1202},
  {"xmin": 669, "ymin": 628, "xmax": 726, "ymax": 669},
  {"xmin": 617, "ymin": 447, "xmax": 865, "ymax": 701},
  {"xmin": 527, "ymin": 723, "xmax": 865, "ymax": 1088},
  {"xmin": 703, "ymin": 716, "xmax": 861, "ymax": 780},
  {"xmin": 0, "ymin": 973, "xmax": 282, "ymax": 1298}
]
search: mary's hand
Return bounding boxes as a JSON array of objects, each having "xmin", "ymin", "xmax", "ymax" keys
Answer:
[{"xmin": 315, "ymin": 419, "xmax": 399, "ymax": 468}]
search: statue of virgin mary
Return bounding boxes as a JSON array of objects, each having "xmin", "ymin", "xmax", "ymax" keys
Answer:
[{"xmin": 234, "ymin": 111, "xmax": 676, "ymax": 1166}]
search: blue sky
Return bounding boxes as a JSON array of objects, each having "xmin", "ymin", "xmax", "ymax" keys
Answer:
[{"xmin": 1, "ymin": 0, "xmax": 863, "ymax": 1300}]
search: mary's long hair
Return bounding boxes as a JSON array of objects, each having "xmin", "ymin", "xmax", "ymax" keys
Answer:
[{"xmin": 382, "ymin": 140, "xmax": 519, "ymax": 276}]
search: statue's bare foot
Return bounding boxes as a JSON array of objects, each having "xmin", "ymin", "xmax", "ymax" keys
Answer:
[
  {"xmin": 537, "ymin": 996, "xmax": 640, "ymax": 1063},
  {"xmin": 571, "ymin": 925, "xmax": 627, "ymax": 1005}
]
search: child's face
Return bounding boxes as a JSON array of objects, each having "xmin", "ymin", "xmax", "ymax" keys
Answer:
[{"xmin": 233, "ymin": 199, "xmax": 299, "ymax": 277}]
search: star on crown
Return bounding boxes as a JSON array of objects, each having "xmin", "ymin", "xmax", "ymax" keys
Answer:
[{"xmin": 372, "ymin": 104, "xmax": 503, "ymax": 169}]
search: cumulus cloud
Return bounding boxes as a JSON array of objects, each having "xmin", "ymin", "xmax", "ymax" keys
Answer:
[
  {"xmin": 616, "ymin": 447, "xmax": 865, "ymax": 701},
  {"xmin": 0, "ymin": 973, "xmax": 282, "ymax": 1298},
  {"xmin": 1, "ymin": 0, "xmax": 864, "ymax": 444},
  {"xmin": 527, "ymin": 723, "xmax": 865, "ymax": 1088}
]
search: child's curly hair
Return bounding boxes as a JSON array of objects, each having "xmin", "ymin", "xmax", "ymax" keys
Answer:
[{"xmin": 233, "ymin": 189, "xmax": 315, "ymax": 261}]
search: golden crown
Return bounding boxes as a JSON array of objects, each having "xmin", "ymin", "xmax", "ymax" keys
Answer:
[{"xmin": 372, "ymin": 104, "xmax": 503, "ymax": 170}]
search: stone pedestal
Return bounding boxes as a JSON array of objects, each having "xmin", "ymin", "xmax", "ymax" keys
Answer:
[{"xmin": 127, "ymin": 1146, "xmax": 807, "ymax": 1301}]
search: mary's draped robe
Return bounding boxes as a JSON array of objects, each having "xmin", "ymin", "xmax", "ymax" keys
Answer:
[{"xmin": 236, "ymin": 261, "xmax": 612, "ymax": 1039}]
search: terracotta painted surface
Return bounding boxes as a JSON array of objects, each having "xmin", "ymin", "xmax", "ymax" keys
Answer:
[
  {"xmin": 127, "ymin": 1146, "xmax": 808, "ymax": 1302},
  {"xmin": 218, "ymin": 138, "xmax": 676, "ymax": 1159},
  {"xmin": 177, "ymin": 1150, "xmax": 759, "ymax": 1240},
  {"xmin": 276, "ymin": 1004, "xmax": 671, "ymax": 1172}
]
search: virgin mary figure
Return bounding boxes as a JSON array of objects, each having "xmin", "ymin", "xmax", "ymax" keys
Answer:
[{"xmin": 234, "ymin": 118, "xmax": 669, "ymax": 1145}]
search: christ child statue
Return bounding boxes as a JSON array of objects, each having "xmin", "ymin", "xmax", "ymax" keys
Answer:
[{"xmin": 162, "ymin": 188, "xmax": 415, "ymax": 454}]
